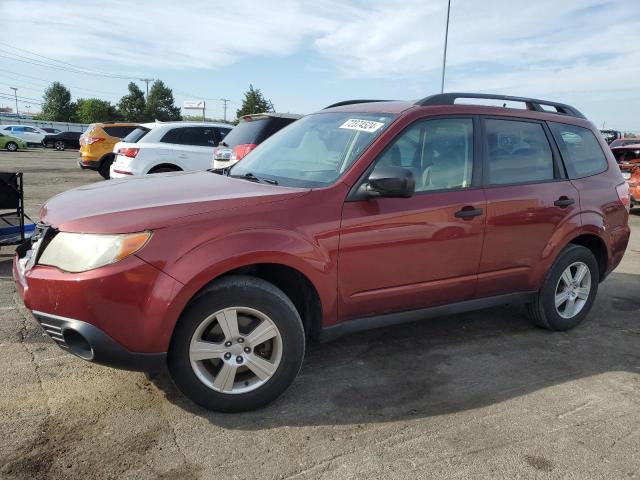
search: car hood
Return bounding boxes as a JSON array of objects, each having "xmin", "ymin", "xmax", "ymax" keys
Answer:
[{"xmin": 41, "ymin": 171, "xmax": 310, "ymax": 233}]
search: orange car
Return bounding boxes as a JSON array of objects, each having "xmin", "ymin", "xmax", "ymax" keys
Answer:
[
  {"xmin": 79, "ymin": 122, "xmax": 139, "ymax": 178},
  {"xmin": 628, "ymin": 167, "xmax": 640, "ymax": 209}
]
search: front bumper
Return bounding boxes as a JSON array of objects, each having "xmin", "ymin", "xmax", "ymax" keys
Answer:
[
  {"xmin": 13, "ymin": 238, "xmax": 183, "ymax": 371},
  {"xmin": 33, "ymin": 311, "xmax": 165, "ymax": 371}
]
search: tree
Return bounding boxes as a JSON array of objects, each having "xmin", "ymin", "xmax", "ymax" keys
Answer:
[
  {"xmin": 145, "ymin": 80, "xmax": 180, "ymax": 121},
  {"xmin": 236, "ymin": 84, "xmax": 274, "ymax": 119},
  {"xmin": 118, "ymin": 82, "xmax": 146, "ymax": 121},
  {"xmin": 40, "ymin": 82, "xmax": 74, "ymax": 121},
  {"xmin": 74, "ymin": 98, "xmax": 118, "ymax": 123}
]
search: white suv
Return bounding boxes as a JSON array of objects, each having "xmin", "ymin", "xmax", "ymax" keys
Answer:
[
  {"xmin": 110, "ymin": 122, "xmax": 231, "ymax": 178},
  {"xmin": 1, "ymin": 125, "xmax": 48, "ymax": 145}
]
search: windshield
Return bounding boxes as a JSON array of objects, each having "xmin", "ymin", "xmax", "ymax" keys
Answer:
[{"xmin": 229, "ymin": 112, "xmax": 396, "ymax": 187}]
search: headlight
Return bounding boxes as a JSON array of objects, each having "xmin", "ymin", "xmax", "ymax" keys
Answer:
[{"xmin": 38, "ymin": 231, "xmax": 151, "ymax": 273}]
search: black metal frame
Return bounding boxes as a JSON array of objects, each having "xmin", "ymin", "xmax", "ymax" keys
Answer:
[
  {"xmin": 0, "ymin": 172, "xmax": 31, "ymax": 243},
  {"xmin": 415, "ymin": 93, "xmax": 586, "ymax": 119}
]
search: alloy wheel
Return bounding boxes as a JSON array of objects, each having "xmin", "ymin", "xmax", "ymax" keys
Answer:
[
  {"xmin": 554, "ymin": 261, "xmax": 591, "ymax": 319},
  {"xmin": 7, "ymin": 142, "xmax": 17, "ymax": 151},
  {"xmin": 189, "ymin": 307, "xmax": 282, "ymax": 394}
]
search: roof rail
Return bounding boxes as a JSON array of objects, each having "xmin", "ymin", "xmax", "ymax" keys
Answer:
[
  {"xmin": 415, "ymin": 93, "xmax": 586, "ymax": 119},
  {"xmin": 324, "ymin": 99, "xmax": 392, "ymax": 109}
]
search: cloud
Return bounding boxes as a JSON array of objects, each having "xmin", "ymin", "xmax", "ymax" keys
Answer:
[{"xmin": 1, "ymin": 0, "xmax": 637, "ymax": 128}]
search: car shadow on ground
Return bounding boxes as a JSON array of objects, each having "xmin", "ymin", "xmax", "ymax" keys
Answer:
[
  {"xmin": 150, "ymin": 270, "xmax": 640, "ymax": 429},
  {"xmin": 3, "ymin": 249, "xmax": 638, "ymax": 430}
]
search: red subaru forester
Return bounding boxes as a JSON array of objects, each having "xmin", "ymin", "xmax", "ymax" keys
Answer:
[{"xmin": 14, "ymin": 93, "xmax": 631, "ymax": 412}]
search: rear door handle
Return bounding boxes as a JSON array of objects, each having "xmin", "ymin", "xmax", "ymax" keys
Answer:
[
  {"xmin": 454, "ymin": 206, "xmax": 483, "ymax": 219},
  {"xmin": 554, "ymin": 196, "xmax": 575, "ymax": 208}
]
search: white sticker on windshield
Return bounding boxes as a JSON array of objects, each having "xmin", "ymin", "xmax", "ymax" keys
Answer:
[{"xmin": 339, "ymin": 119, "xmax": 385, "ymax": 133}]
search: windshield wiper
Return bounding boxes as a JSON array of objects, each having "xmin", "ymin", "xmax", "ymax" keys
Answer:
[{"xmin": 229, "ymin": 172, "xmax": 278, "ymax": 185}]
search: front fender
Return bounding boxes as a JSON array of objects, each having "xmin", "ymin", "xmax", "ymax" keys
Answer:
[{"xmin": 143, "ymin": 227, "xmax": 339, "ymax": 351}]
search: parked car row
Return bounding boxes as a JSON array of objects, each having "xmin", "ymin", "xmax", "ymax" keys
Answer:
[
  {"xmin": 1, "ymin": 124, "xmax": 85, "ymax": 150},
  {"xmin": 15, "ymin": 92, "xmax": 631, "ymax": 412}
]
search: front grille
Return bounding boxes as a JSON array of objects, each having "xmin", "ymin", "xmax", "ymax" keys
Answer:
[{"xmin": 36, "ymin": 317, "xmax": 69, "ymax": 350}]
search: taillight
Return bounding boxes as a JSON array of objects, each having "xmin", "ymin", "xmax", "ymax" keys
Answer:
[
  {"xmin": 616, "ymin": 182, "xmax": 630, "ymax": 212},
  {"xmin": 118, "ymin": 147, "xmax": 139, "ymax": 158},
  {"xmin": 230, "ymin": 144, "xmax": 257, "ymax": 162},
  {"xmin": 86, "ymin": 137, "xmax": 105, "ymax": 145}
]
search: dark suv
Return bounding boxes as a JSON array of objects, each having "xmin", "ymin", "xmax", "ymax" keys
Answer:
[
  {"xmin": 14, "ymin": 93, "xmax": 630, "ymax": 412},
  {"xmin": 212, "ymin": 113, "xmax": 301, "ymax": 169}
]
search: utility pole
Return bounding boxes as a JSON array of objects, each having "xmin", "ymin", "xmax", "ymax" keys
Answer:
[
  {"xmin": 10, "ymin": 87, "xmax": 18, "ymax": 116},
  {"xmin": 219, "ymin": 98, "xmax": 230, "ymax": 122},
  {"xmin": 139, "ymin": 78, "xmax": 154, "ymax": 98},
  {"xmin": 440, "ymin": 0, "xmax": 452, "ymax": 94}
]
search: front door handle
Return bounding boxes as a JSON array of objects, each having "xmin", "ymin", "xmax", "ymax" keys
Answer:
[
  {"xmin": 554, "ymin": 196, "xmax": 575, "ymax": 208},
  {"xmin": 454, "ymin": 206, "xmax": 483, "ymax": 219}
]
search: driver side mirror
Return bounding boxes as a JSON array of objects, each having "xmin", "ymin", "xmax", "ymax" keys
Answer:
[{"xmin": 365, "ymin": 166, "xmax": 415, "ymax": 198}]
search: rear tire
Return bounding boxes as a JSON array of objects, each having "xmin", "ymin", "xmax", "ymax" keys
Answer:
[
  {"xmin": 168, "ymin": 275, "xmax": 305, "ymax": 412},
  {"xmin": 6, "ymin": 142, "xmax": 18, "ymax": 152},
  {"xmin": 99, "ymin": 154, "xmax": 114, "ymax": 179},
  {"xmin": 526, "ymin": 244, "xmax": 599, "ymax": 331},
  {"xmin": 54, "ymin": 140, "xmax": 66, "ymax": 151}
]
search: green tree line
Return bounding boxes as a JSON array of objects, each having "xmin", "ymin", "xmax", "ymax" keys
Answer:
[
  {"xmin": 38, "ymin": 80, "xmax": 181, "ymax": 123},
  {"xmin": 37, "ymin": 81, "xmax": 275, "ymax": 124}
]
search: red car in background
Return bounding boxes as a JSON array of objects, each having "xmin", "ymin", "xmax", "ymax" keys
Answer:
[
  {"xmin": 13, "ymin": 93, "xmax": 630, "ymax": 412},
  {"xmin": 612, "ymin": 143, "xmax": 640, "ymax": 208}
]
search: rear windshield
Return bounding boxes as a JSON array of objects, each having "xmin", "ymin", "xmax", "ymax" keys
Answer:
[
  {"xmin": 104, "ymin": 126, "xmax": 137, "ymax": 138},
  {"xmin": 123, "ymin": 126, "xmax": 151, "ymax": 143},
  {"xmin": 222, "ymin": 118, "xmax": 276, "ymax": 146}
]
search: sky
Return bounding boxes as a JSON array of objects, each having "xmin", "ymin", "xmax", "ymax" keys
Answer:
[{"xmin": 0, "ymin": 0, "xmax": 638, "ymax": 131}]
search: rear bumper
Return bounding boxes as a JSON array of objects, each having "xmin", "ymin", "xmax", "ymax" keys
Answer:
[{"xmin": 32, "ymin": 311, "xmax": 166, "ymax": 371}]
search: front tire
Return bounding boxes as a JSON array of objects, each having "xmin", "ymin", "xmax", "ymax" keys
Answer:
[
  {"xmin": 527, "ymin": 244, "xmax": 599, "ymax": 331},
  {"xmin": 6, "ymin": 142, "xmax": 18, "ymax": 152},
  {"xmin": 168, "ymin": 275, "xmax": 305, "ymax": 412}
]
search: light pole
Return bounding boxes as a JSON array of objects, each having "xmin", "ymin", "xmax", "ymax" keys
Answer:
[
  {"xmin": 440, "ymin": 0, "xmax": 452, "ymax": 94},
  {"xmin": 219, "ymin": 98, "xmax": 230, "ymax": 122},
  {"xmin": 140, "ymin": 78, "xmax": 154, "ymax": 98},
  {"xmin": 10, "ymin": 87, "xmax": 18, "ymax": 116}
]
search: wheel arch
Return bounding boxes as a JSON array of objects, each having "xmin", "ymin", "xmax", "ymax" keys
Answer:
[
  {"xmin": 566, "ymin": 232, "xmax": 608, "ymax": 281},
  {"xmin": 148, "ymin": 163, "xmax": 183, "ymax": 174},
  {"xmin": 188, "ymin": 263, "xmax": 323, "ymax": 341}
]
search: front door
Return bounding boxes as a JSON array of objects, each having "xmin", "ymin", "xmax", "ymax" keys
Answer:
[{"xmin": 338, "ymin": 117, "xmax": 486, "ymax": 321}]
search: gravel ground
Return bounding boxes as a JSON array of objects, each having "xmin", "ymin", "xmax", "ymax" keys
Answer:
[{"xmin": 1, "ymin": 148, "xmax": 639, "ymax": 480}]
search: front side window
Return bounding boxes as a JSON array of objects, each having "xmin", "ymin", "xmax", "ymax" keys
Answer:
[
  {"xmin": 485, "ymin": 119, "xmax": 554, "ymax": 185},
  {"xmin": 179, "ymin": 127, "xmax": 216, "ymax": 147},
  {"xmin": 230, "ymin": 112, "xmax": 396, "ymax": 187},
  {"xmin": 549, "ymin": 123, "xmax": 608, "ymax": 178},
  {"xmin": 24, "ymin": 127, "xmax": 37, "ymax": 133},
  {"xmin": 375, "ymin": 118, "xmax": 473, "ymax": 192}
]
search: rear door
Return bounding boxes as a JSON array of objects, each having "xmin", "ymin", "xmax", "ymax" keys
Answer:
[
  {"xmin": 172, "ymin": 127, "xmax": 218, "ymax": 170},
  {"xmin": 477, "ymin": 117, "xmax": 580, "ymax": 297},
  {"xmin": 338, "ymin": 116, "xmax": 486, "ymax": 320}
]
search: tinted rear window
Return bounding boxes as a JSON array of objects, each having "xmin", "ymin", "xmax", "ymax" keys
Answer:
[
  {"xmin": 485, "ymin": 119, "xmax": 555, "ymax": 185},
  {"xmin": 221, "ymin": 118, "xmax": 273, "ymax": 146},
  {"xmin": 104, "ymin": 126, "xmax": 137, "ymax": 138},
  {"xmin": 160, "ymin": 127, "xmax": 218, "ymax": 147},
  {"xmin": 124, "ymin": 126, "xmax": 151, "ymax": 143},
  {"xmin": 549, "ymin": 123, "xmax": 608, "ymax": 178}
]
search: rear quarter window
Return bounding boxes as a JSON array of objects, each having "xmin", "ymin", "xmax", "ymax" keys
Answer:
[{"xmin": 549, "ymin": 123, "xmax": 608, "ymax": 178}]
